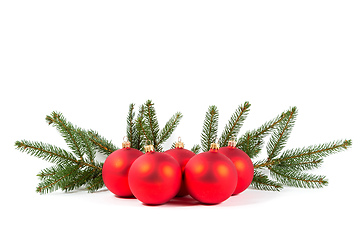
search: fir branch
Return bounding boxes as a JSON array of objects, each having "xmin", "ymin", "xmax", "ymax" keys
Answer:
[
  {"xmin": 46, "ymin": 111, "xmax": 84, "ymax": 161},
  {"xmin": 251, "ymin": 170, "xmax": 283, "ymax": 191},
  {"xmin": 37, "ymin": 165, "xmax": 65, "ymax": 180},
  {"xmin": 201, "ymin": 105, "xmax": 219, "ymax": 152},
  {"xmin": 144, "ymin": 100, "xmax": 160, "ymax": 150},
  {"xmin": 219, "ymin": 102, "xmax": 251, "ymax": 147},
  {"xmin": 15, "ymin": 140, "xmax": 78, "ymax": 166},
  {"xmin": 253, "ymin": 159, "xmax": 267, "ymax": 169},
  {"xmin": 87, "ymin": 130, "xmax": 118, "ymax": 156},
  {"xmin": 76, "ymin": 128, "xmax": 96, "ymax": 163},
  {"xmin": 254, "ymin": 139, "xmax": 352, "ymax": 169},
  {"xmin": 266, "ymin": 107, "xmax": 298, "ymax": 160},
  {"xmin": 15, "ymin": 139, "xmax": 102, "ymax": 171},
  {"xmin": 134, "ymin": 101, "xmax": 182, "ymax": 152},
  {"xmin": 277, "ymin": 158, "xmax": 324, "ymax": 171},
  {"xmin": 191, "ymin": 144, "xmax": 201, "ymax": 154},
  {"xmin": 269, "ymin": 167, "xmax": 328, "ymax": 189},
  {"xmin": 63, "ymin": 167, "xmax": 98, "ymax": 192},
  {"xmin": 127, "ymin": 103, "xmax": 139, "ymax": 150},
  {"xmin": 276, "ymin": 139, "xmax": 351, "ymax": 163},
  {"xmin": 158, "ymin": 112, "xmax": 183, "ymax": 147},
  {"xmin": 237, "ymin": 110, "xmax": 288, "ymax": 158},
  {"xmin": 36, "ymin": 164, "xmax": 82, "ymax": 194},
  {"xmin": 86, "ymin": 172, "xmax": 104, "ymax": 193},
  {"xmin": 136, "ymin": 104, "xmax": 151, "ymax": 149},
  {"xmin": 16, "ymin": 111, "xmax": 105, "ymax": 194},
  {"xmin": 16, "ymin": 104, "xmax": 352, "ymax": 194}
]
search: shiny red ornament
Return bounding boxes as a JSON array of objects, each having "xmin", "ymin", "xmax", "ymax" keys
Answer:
[
  {"xmin": 102, "ymin": 140, "xmax": 143, "ymax": 197},
  {"xmin": 184, "ymin": 143, "xmax": 237, "ymax": 204},
  {"xmin": 164, "ymin": 138, "xmax": 196, "ymax": 197},
  {"xmin": 128, "ymin": 145, "xmax": 182, "ymax": 205},
  {"xmin": 218, "ymin": 140, "xmax": 254, "ymax": 195}
]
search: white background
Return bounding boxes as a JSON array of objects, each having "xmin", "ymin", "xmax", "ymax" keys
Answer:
[{"xmin": 1, "ymin": 1, "xmax": 359, "ymax": 239}]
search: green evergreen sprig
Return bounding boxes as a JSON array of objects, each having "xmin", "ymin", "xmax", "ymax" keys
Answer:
[
  {"xmin": 218, "ymin": 102, "xmax": 251, "ymax": 147},
  {"xmin": 237, "ymin": 110, "xmax": 287, "ymax": 158},
  {"xmin": 15, "ymin": 100, "xmax": 352, "ymax": 194},
  {"xmin": 15, "ymin": 111, "xmax": 104, "ymax": 194},
  {"xmin": 266, "ymin": 107, "xmax": 298, "ymax": 160},
  {"xmin": 126, "ymin": 103, "xmax": 140, "ymax": 150},
  {"xmin": 132, "ymin": 100, "xmax": 183, "ymax": 152},
  {"xmin": 252, "ymin": 170, "xmax": 283, "ymax": 191},
  {"xmin": 200, "ymin": 105, "xmax": 219, "ymax": 152},
  {"xmin": 269, "ymin": 167, "xmax": 328, "ymax": 189},
  {"xmin": 87, "ymin": 130, "xmax": 118, "ymax": 156},
  {"xmin": 194, "ymin": 103, "xmax": 352, "ymax": 191},
  {"xmin": 250, "ymin": 107, "xmax": 351, "ymax": 190},
  {"xmin": 191, "ymin": 144, "xmax": 201, "ymax": 154},
  {"xmin": 14, "ymin": 101, "xmax": 182, "ymax": 194}
]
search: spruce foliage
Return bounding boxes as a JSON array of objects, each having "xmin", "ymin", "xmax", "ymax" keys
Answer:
[
  {"xmin": 194, "ymin": 103, "xmax": 352, "ymax": 191},
  {"xmin": 126, "ymin": 103, "xmax": 139, "ymax": 150},
  {"xmin": 251, "ymin": 107, "xmax": 351, "ymax": 190},
  {"xmin": 252, "ymin": 170, "xmax": 283, "ymax": 191},
  {"xmin": 87, "ymin": 130, "xmax": 118, "ymax": 156},
  {"xmin": 132, "ymin": 100, "xmax": 183, "ymax": 152},
  {"xmin": 15, "ymin": 112, "xmax": 104, "ymax": 194},
  {"xmin": 218, "ymin": 101, "xmax": 251, "ymax": 147},
  {"xmin": 200, "ymin": 105, "xmax": 219, "ymax": 152},
  {"xmin": 266, "ymin": 107, "xmax": 298, "ymax": 160},
  {"xmin": 191, "ymin": 144, "xmax": 201, "ymax": 154},
  {"xmin": 236, "ymin": 110, "xmax": 287, "ymax": 158},
  {"xmin": 14, "ymin": 100, "xmax": 182, "ymax": 193},
  {"xmin": 15, "ymin": 101, "xmax": 352, "ymax": 194}
]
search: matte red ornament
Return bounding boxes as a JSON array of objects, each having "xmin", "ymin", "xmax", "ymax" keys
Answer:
[
  {"xmin": 102, "ymin": 139, "xmax": 143, "ymax": 197},
  {"xmin": 128, "ymin": 144, "xmax": 182, "ymax": 205},
  {"xmin": 184, "ymin": 143, "xmax": 237, "ymax": 204},
  {"xmin": 218, "ymin": 139, "xmax": 254, "ymax": 195},
  {"xmin": 164, "ymin": 138, "xmax": 196, "ymax": 197}
]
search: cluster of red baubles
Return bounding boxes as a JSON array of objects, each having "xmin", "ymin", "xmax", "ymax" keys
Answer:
[{"xmin": 102, "ymin": 138, "xmax": 254, "ymax": 205}]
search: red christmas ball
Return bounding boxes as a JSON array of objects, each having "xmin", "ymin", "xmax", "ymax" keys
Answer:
[
  {"xmin": 184, "ymin": 143, "xmax": 237, "ymax": 204},
  {"xmin": 218, "ymin": 140, "xmax": 254, "ymax": 195},
  {"xmin": 164, "ymin": 139, "xmax": 196, "ymax": 197},
  {"xmin": 128, "ymin": 145, "xmax": 182, "ymax": 205},
  {"xmin": 102, "ymin": 141, "xmax": 143, "ymax": 197}
]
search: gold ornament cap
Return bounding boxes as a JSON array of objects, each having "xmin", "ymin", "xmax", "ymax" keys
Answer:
[
  {"xmin": 210, "ymin": 142, "xmax": 219, "ymax": 150},
  {"xmin": 228, "ymin": 137, "xmax": 236, "ymax": 148},
  {"xmin": 144, "ymin": 144, "xmax": 155, "ymax": 153},
  {"xmin": 175, "ymin": 137, "xmax": 184, "ymax": 149},
  {"xmin": 122, "ymin": 136, "xmax": 131, "ymax": 149}
]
